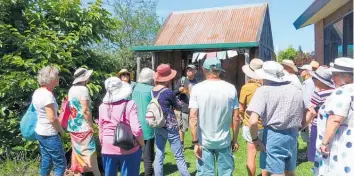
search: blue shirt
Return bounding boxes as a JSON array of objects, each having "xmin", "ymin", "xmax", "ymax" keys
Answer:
[
  {"xmin": 189, "ymin": 80, "xmax": 239, "ymax": 149},
  {"xmin": 302, "ymin": 78, "xmax": 316, "ymax": 109}
]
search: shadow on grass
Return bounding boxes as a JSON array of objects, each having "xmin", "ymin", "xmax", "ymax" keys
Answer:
[
  {"xmin": 139, "ymin": 162, "xmax": 194, "ymax": 176},
  {"xmin": 297, "ymin": 145, "xmax": 309, "ymax": 166}
]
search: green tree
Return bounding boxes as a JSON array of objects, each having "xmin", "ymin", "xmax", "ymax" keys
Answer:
[
  {"xmin": 0, "ymin": 0, "xmax": 121, "ymax": 158},
  {"xmin": 278, "ymin": 45, "xmax": 297, "ymax": 62},
  {"xmin": 94, "ymin": 0, "xmax": 161, "ymax": 73}
]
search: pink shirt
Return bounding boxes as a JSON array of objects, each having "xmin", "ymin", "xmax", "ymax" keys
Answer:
[{"xmin": 98, "ymin": 100, "xmax": 143, "ymax": 155}]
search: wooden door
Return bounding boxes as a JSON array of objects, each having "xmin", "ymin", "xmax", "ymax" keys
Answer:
[{"xmin": 221, "ymin": 54, "xmax": 245, "ymax": 94}]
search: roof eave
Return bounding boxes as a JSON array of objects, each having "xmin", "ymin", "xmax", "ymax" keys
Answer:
[
  {"xmin": 293, "ymin": 0, "xmax": 350, "ymax": 29},
  {"xmin": 132, "ymin": 42, "xmax": 259, "ymax": 52}
]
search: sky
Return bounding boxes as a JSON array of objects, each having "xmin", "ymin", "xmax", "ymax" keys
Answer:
[{"xmin": 155, "ymin": 0, "xmax": 315, "ymax": 53}]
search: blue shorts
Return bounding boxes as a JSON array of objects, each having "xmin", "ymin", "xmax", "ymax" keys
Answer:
[{"xmin": 260, "ymin": 127, "xmax": 298, "ymax": 174}]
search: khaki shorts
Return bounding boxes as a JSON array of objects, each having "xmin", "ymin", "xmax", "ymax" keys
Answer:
[
  {"xmin": 242, "ymin": 126, "xmax": 263, "ymax": 143},
  {"xmin": 175, "ymin": 110, "xmax": 189, "ymax": 132}
]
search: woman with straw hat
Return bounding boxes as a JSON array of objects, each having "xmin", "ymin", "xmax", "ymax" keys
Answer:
[
  {"xmin": 240, "ymin": 58, "xmax": 268, "ymax": 176},
  {"xmin": 153, "ymin": 64, "xmax": 190, "ymax": 176},
  {"xmin": 314, "ymin": 57, "xmax": 354, "ymax": 176},
  {"xmin": 117, "ymin": 69, "xmax": 134, "ymax": 84},
  {"xmin": 99, "ymin": 77, "xmax": 145, "ymax": 176},
  {"xmin": 67, "ymin": 68, "xmax": 101, "ymax": 176}
]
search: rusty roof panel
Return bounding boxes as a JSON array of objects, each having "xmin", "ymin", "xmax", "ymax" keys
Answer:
[{"xmin": 154, "ymin": 3, "xmax": 267, "ymax": 46}]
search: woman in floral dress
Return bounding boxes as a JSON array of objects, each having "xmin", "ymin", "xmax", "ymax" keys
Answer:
[{"xmin": 68, "ymin": 68, "xmax": 101, "ymax": 176}]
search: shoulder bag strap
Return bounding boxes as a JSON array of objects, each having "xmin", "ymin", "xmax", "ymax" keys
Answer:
[
  {"xmin": 156, "ymin": 88, "xmax": 168, "ymax": 100},
  {"xmin": 118, "ymin": 101, "xmax": 128, "ymax": 123},
  {"xmin": 151, "ymin": 88, "xmax": 168, "ymax": 100}
]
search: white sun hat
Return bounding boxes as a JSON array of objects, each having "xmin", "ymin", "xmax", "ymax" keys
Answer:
[
  {"xmin": 309, "ymin": 66, "xmax": 335, "ymax": 88},
  {"xmin": 138, "ymin": 68, "xmax": 155, "ymax": 84},
  {"xmin": 72, "ymin": 68, "xmax": 93, "ymax": 84},
  {"xmin": 102, "ymin": 77, "xmax": 132, "ymax": 104},
  {"xmin": 299, "ymin": 64, "xmax": 313, "ymax": 71},
  {"xmin": 329, "ymin": 57, "xmax": 354, "ymax": 73},
  {"xmin": 255, "ymin": 61, "xmax": 286, "ymax": 83}
]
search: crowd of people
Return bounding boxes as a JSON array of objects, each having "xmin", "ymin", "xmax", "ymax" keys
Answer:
[{"xmin": 30, "ymin": 55, "xmax": 353, "ymax": 176}]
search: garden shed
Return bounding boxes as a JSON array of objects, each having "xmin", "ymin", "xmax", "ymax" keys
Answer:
[{"xmin": 133, "ymin": 3, "xmax": 275, "ymax": 91}]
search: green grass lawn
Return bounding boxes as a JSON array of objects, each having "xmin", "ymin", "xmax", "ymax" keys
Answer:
[
  {"xmin": 153, "ymin": 131, "xmax": 313, "ymax": 176},
  {"xmin": 0, "ymin": 130, "xmax": 313, "ymax": 176}
]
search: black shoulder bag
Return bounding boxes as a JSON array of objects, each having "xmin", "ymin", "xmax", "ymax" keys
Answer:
[{"xmin": 113, "ymin": 101, "xmax": 136, "ymax": 150}]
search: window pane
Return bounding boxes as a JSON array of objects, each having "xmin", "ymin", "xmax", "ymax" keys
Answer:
[
  {"xmin": 343, "ymin": 12, "xmax": 353, "ymax": 58},
  {"xmin": 324, "ymin": 19, "xmax": 343, "ymax": 64}
]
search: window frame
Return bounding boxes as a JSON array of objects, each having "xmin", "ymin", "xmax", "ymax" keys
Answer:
[{"xmin": 323, "ymin": 11, "xmax": 353, "ymax": 65}]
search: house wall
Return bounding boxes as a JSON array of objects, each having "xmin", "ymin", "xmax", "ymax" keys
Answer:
[
  {"xmin": 258, "ymin": 6, "xmax": 275, "ymax": 61},
  {"xmin": 314, "ymin": 0, "xmax": 353, "ymax": 64},
  {"xmin": 156, "ymin": 49, "xmax": 255, "ymax": 94},
  {"xmin": 156, "ymin": 51, "xmax": 183, "ymax": 75}
]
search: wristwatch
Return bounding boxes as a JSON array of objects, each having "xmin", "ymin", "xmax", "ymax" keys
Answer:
[
  {"xmin": 252, "ymin": 137, "xmax": 259, "ymax": 142},
  {"xmin": 322, "ymin": 142, "xmax": 329, "ymax": 146},
  {"xmin": 192, "ymin": 140, "xmax": 199, "ymax": 145}
]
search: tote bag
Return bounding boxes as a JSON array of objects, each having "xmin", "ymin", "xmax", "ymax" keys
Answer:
[
  {"xmin": 20, "ymin": 103, "xmax": 37, "ymax": 141},
  {"xmin": 58, "ymin": 97, "xmax": 71, "ymax": 129}
]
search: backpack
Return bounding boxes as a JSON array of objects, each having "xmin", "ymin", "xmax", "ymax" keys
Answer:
[
  {"xmin": 58, "ymin": 96, "xmax": 71, "ymax": 129},
  {"xmin": 145, "ymin": 88, "xmax": 168, "ymax": 128},
  {"xmin": 20, "ymin": 103, "xmax": 37, "ymax": 141}
]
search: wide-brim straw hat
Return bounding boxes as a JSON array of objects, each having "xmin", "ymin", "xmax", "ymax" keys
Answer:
[
  {"xmin": 102, "ymin": 77, "xmax": 132, "ymax": 103},
  {"xmin": 309, "ymin": 66, "xmax": 335, "ymax": 88},
  {"xmin": 281, "ymin": 59, "xmax": 298, "ymax": 73},
  {"xmin": 242, "ymin": 58, "xmax": 263, "ymax": 79},
  {"xmin": 72, "ymin": 68, "xmax": 93, "ymax": 84},
  {"xmin": 255, "ymin": 61, "xmax": 286, "ymax": 83},
  {"xmin": 153, "ymin": 64, "xmax": 177, "ymax": 82},
  {"xmin": 117, "ymin": 69, "xmax": 133, "ymax": 78},
  {"xmin": 328, "ymin": 57, "xmax": 354, "ymax": 73},
  {"xmin": 310, "ymin": 61, "xmax": 320, "ymax": 70}
]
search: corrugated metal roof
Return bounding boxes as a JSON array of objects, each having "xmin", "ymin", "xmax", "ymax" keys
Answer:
[{"xmin": 154, "ymin": 3, "xmax": 268, "ymax": 46}]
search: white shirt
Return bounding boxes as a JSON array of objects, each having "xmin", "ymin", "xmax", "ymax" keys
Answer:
[
  {"xmin": 33, "ymin": 88, "xmax": 58, "ymax": 136},
  {"xmin": 68, "ymin": 85, "xmax": 90, "ymax": 101},
  {"xmin": 189, "ymin": 80, "xmax": 239, "ymax": 149},
  {"xmin": 284, "ymin": 71, "xmax": 302, "ymax": 90}
]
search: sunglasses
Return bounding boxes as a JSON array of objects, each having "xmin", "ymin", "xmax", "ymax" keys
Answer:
[{"xmin": 121, "ymin": 73, "xmax": 130, "ymax": 77}]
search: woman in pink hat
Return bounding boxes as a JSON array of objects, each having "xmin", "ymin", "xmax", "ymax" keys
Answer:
[{"xmin": 152, "ymin": 64, "xmax": 190, "ymax": 176}]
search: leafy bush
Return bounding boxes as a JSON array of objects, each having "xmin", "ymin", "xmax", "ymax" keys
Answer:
[{"xmin": 0, "ymin": 0, "xmax": 125, "ymax": 158}]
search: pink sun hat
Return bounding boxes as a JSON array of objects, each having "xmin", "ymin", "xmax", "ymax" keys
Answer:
[{"xmin": 153, "ymin": 64, "xmax": 177, "ymax": 82}]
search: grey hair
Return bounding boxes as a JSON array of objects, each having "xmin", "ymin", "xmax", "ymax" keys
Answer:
[{"xmin": 37, "ymin": 66, "xmax": 59, "ymax": 86}]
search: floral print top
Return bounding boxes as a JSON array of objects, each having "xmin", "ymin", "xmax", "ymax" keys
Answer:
[{"xmin": 67, "ymin": 86, "xmax": 92, "ymax": 133}]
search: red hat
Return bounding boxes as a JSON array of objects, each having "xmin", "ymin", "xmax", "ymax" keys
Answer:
[{"xmin": 153, "ymin": 64, "xmax": 177, "ymax": 82}]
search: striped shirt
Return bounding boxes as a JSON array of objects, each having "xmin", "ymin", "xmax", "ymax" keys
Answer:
[{"xmin": 310, "ymin": 89, "xmax": 335, "ymax": 125}]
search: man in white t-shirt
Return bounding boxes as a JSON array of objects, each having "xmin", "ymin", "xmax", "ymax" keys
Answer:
[{"xmin": 189, "ymin": 57, "xmax": 240, "ymax": 176}]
